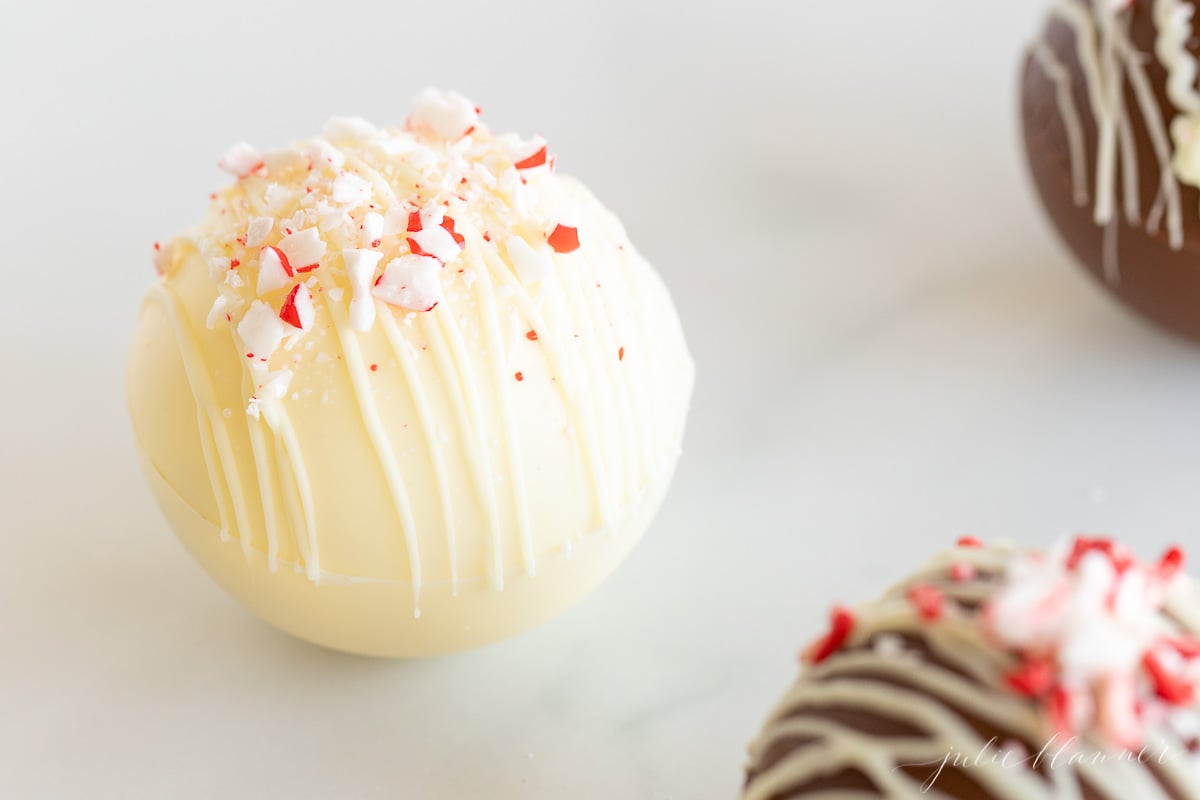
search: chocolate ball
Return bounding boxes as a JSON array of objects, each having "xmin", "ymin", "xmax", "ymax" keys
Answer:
[
  {"xmin": 1022, "ymin": 0, "xmax": 1200, "ymax": 340},
  {"xmin": 741, "ymin": 537, "xmax": 1200, "ymax": 799}
]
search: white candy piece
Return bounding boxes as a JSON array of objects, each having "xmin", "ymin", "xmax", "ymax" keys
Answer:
[
  {"xmin": 257, "ymin": 246, "xmax": 292, "ymax": 295},
  {"xmin": 316, "ymin": 201, "xmax": 351, "ymax": 234},
  {"xmin": 409, "ymin": 88, "xmax": 478, "ymax": 140},
  {"xmin": 277, "ymin": 227, "xmax": 326, "ymax": 271},
  {"xmin": 332, "ymin": 172, "xmax": 371, "ymax": 207},
  {"xmin": 505, "ymin": 236, "xmax": 553, "ymax": 283},
  {"xmin": 322, "ymin": 116, "xmax": 381, "ymax": 142},
  {"xmin": 372, "ymin": 254, "xmax": 443, "ymax": 312},
  {"xmin": 216, "ymin": 141, "xmax": 264, "ymax": 177},
  {"xmin": 237, "ymin": 300, "xmax": 286, "ymax": 361},
  {"xmin": 410, "ymin": 224, "xmax": 461, "ymax": 264},
  {"xmin": 343, "ymin": 249, "xmax": 383, "ymax": 331},
  {"xmin": 502, "ymin": 133, "xmax": 548, "ymax": 169},
  {"xmin": 264, "ymin": 183, "xmax": 291, "ymax": 213},
  {"xmin": 205, "ymin": 295, "xmax": 228, "ymax": 330},
  {"xmin": 361, "ymin": 211, "xmax": 384, "ymax": 248},
  {"xmin": 303, "ymin": 138, "xmax": 346, "ymax": 172},
  {"xmin": 261, "ymin": 148, "xmax": 307, "ymax": 176},
  {"xmin": 246, "ymin": 217, "xmax": 274, "ymax": 248},
  {"xmin": 208, "ymin": 256, "xmax": 232, "ymax": 281}
]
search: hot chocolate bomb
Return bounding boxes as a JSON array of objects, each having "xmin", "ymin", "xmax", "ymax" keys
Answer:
[
  {"xmin": 127, "ymin": 90, "xmax": 694, "ymax": 657},
  {"xmin": 1022, "ymin": 0, "xmax": 1200, "ymax": 339},
  {"xmin": 742, "ymin": 537, "xmax": 1200, "ymax": 800}
]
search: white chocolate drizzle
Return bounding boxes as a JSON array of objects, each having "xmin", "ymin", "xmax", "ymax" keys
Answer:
[
  {"xmin": 1032, "ymin": 0, "xmax": 1191, "ymax": 282},
  {"xmin": 1033, "ymin": 40, "xmax": 1092, "ymax": 208}
]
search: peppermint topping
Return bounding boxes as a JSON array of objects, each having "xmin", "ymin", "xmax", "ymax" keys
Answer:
[
  {"xmin": 279, "ymin": 283, "xmax": 315, "ymax": 330},
  {"xmin": 907, "ymin": 583, "xmax": 946, "ymax": 621},
  {"xmin": 332, "ymin": 172, "xmax": 371, "ymax": 207},
  {"xmin": 171, "ymin": 89, "xmax": 581, "ymax": 417},
  {"xmin": 985, "ymin": 536, "xmax": 1197, "ymax": 748},
  {"xmin": 246, "ymin": 217, "xmax": 274, "ymax": 248},
  {"xmin": 803, "ymin": 606, "xmax": 857, "ymax": 665},
  {"xmin": 257, "ymin": 246, "xmax": 293, "ymax": 295},
  {"xmin": 361, "ymin": 211, "xmax": 384, "ymax": 249},
  {"xmin": 322, "ymin": 116, "xmax": 381, "ymax": 143},
  {"xmin": 548, "ymin": 224, "xmax": 580, "ymax": 253},
  {"xmin": 372, "ymin": 255, "xmax": 443, "ymax": 312},
  {"xmin": 408, "ymin": 88, "xmax": 478, "ymax": 140},
  {"xmin": 217, "ymin": 142, "xmax": 265, "ymax": 178},
  {"xmin": 206, "ymin": 295, "xmax": 228, "ymax": 330},
  {"xmin": 506, "ymin": 135, "xmax": 550, "ymax": 171},
  {"xmin": 277, "ymin": 227, "xmax": 325, "ymax": 272},
  {"xmin": 237, "ymin": 301, "xmax": 286, "ymax": 363}
]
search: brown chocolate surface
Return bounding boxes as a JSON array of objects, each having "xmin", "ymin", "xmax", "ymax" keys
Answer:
[{"xmin": 1021, "ymin": 1, "xmax": 1200, "ymax": 341}]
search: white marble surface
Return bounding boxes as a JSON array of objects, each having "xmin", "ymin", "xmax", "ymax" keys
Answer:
[{"xmin": 5, "ymin": 1, "xmax": 1200, "ymax": 797}]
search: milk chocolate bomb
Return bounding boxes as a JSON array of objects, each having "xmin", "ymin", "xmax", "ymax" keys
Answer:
[
  {"xmin": 127, "ymin": 90, "xmax": 694, "ymax": 657},
  {"xmin": 742, "ymin": 536, "xmax": 1200, "ymax": 799},
  {"xmin": 1022, "ymin": 0, "xmax": 1200, "ymax": 339}
]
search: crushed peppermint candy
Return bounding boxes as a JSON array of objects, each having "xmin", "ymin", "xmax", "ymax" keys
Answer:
[
  {"xmin": 802, "ymin": 606, "xmax": 857, "ymax": 665},
  {"xmin": 906, "ymin": 583, "xmax": 946, "ymax": 621},
  {"xmin": 237, "ymin": 301, "xmax": 286, "ymax": 363},
  {"xmin": 548, "ymin": 224, "xmax": 580, "ymax": 254},
  {"xmin": 257, "ymin": 245, "xmax": 293, "ymax": 294},
  {"xmin": 159, "ymin": 88, "xmax": 582, "ymax": 416},
  {"xmin": 246, "ymin": 217, "xmax": 274, "ymax": 248},
  {"xmin": 279, "ymin": 283, "xmax": 315, "ymax": 330},
  {"xmin": 361, "ymin": 211, "xmax": 384, "ymax": 249},
  {"xmin": 408, "ymin": 88, "xmax": 478, "ymax": 140},
  {"xmin": 277, "ymin": 228, "xmax": 325, "ymax": 273},
  {"xmin": 373, "ymin": 255, "xmax": 443, "ymax": 312},
  {"xmin": 322, "ymin": 115, "xmax": 381, "ymax": 143},
  {"xmin": 217, "ymin": 142, "xmax": 264, "ymax": 178},
  {"xmin": 791, "ymin": 534, "xmax": 1199, "ymax": 754},
  {"xmin": 985, "ymin": 536, "xmax": 1197, "ymax": 749}
]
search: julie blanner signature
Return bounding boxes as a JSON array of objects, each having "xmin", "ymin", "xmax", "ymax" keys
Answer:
[{"xmin": 895, "ymin": 734, "xmax": 1178, "ymax": 794}]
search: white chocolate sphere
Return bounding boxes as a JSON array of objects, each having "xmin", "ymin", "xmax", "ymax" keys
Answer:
[{"xmin": 127, "ymin": 92, "xmax": 693, "ymax": 657}]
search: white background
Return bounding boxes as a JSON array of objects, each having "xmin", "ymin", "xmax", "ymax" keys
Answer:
[{"xmin": 5, "ymin": 1, "xmax": 1200, "ymax": 798}]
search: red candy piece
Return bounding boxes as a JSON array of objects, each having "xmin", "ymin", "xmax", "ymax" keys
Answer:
[
  {"xmin": 1143, "ymin": 652, "xmax": 1196, "ymax": 705},
  {"xmin": 441, "ymin": 215, "xmax": 465, "ymax": 245},
  {"xmin": 279, "ymin": 285, "xmax": 305, "ymax": 329},
  {"xmin": 803, "ymin": 606, "xmax": 856, "ymax": 665},
  {"xmin": 1047, "ymin": 686, "xmax": 1076, "ymax": 738},
  {"xmin": 949, "ymin": 562, "xmax": 976, "ymax": 583},
  {"xmin": 906, "ymin": 583, "xmax": 945, "ymax": 622},
  {"xmin": 1006, "ymin": 656, "xmax": 1056, "ymax": 698},
  {"xmin": 547, "ymin": 224, "xmax": 580, "ymax": 254},
  {"xmin": 514, "ymin": 145, "xmax": 548, "ymax": 170},
  {"xmin": 1066, "ymin": 536, "xmax": 1134, "ymax": 574},
  {"xmin": 408, "ymin": 237, "xmax": 432, "ymax": 258},
  {"xmin": 1160, "ymin": 546, "xmax": 1186, "ymax": 579}
]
